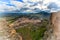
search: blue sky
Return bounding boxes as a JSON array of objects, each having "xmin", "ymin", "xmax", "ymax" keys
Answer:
[
  {"xmin": 0, "ymin": 0, "xmax": 10, "ymax": 2},
  {"xmin": 0, "ymin": 0, "xmax": 60, "ymax": 13},
  {"xmin": 0, "ymin": 0, "xmax": 23, "ymax": 2}
]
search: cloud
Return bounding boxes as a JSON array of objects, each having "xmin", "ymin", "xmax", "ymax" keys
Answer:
[
  {"xmin": 23, "ymin": 0, "xmax": 41, "ymax": 3},
  {"xmin": 46, "ymin": 0, "xmax": 60, "ymax": 12},
  {"xmin": 20, "ymin": 0, "xmax": 49, "ymax": 13},
  {"xmin": 23, "ymin": 0, "xmax": 60, "ymax": 13},
  {"xmin": 11, "ymin": 1, "xmax": 24, "ymax": 10},
  {"xmin": 0, "ymin": 1, "xmax": 16, "ymax": 13},
  {"xmin": 0, "ymin": 0, "xmax": 60, "ymax": 13}
]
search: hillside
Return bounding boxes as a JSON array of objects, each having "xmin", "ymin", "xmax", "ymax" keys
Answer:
[
  {"xmin": 0, "ymin": 12, "xmax": 50, "ymax": 40},
  {"xmin": 4, "ymin": 12, "xmax": 49, "ymax": 40}
]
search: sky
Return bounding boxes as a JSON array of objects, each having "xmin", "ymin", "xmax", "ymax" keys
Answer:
[{"xmin": 0, "ymin": 0, "xmax": 60, "ymax": 13}]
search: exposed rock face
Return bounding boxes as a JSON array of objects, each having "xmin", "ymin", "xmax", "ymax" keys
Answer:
[
  {"xmin": 0, "ymin": 18, "xmax": 22, "ymax": 40},
  {"xmin": 46, "ymin": 12, "xmax": 60, "ymax": 40}
]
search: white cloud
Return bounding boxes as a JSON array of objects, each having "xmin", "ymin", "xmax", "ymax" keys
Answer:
[
  {"xmin": 0, "ymin": 1, "xmax": 16, "ymax": 12},
  {"xmin": 0, "ymin": 0, "xmax": 60, "ymax": 13},
  {"xmin": 11, "ymin": 1, "xmax": 24, "ymax": 10},
  {"xmin": 21, "ymin": 0, "xmax": 60, "ymax": 13},
  {"xmin": 22, "ymin": 0, "xmax": 48, "ymax": 13},
  {"xmin": 23, "ymin": 0, "xmax": 41, "ymax": 2}
]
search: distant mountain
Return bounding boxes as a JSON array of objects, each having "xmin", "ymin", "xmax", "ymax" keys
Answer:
[{"xmin": 0, "ymin": 11, "xmax": 51, "ymax": 19}]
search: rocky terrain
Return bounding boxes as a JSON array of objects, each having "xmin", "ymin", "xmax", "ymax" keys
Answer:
[
  {"xmin": 0, "ymin": 18, "xmax": 22, "ymax": 40},
  {"xmin": 8, "ymin": 17, "xmax": 48, "ymax": 40},
  {"xmin": 0, "ymin": 13, "xmax": 50, "ymax": 40}
]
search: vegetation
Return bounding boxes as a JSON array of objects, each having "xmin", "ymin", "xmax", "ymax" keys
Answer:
[
  {"xmin": 16, "ymin": 19, "xmax": 48, "ymax": 40},
  {"xmin": 5, "ymin": 13, "xmax": 49, "ymax": 40}
]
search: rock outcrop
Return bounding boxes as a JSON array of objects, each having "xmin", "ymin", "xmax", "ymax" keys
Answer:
[
  {"xmin": 0, "ymin": 18, "xmax": 22, "ymax": 40},
  {"xmin": 44, "ymin": 12, "xmax": 60, "ymax": 40}
]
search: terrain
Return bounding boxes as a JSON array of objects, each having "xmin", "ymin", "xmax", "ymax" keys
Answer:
[
  {"xmin": 0, "ymin": 18, "xmax": 22, "ymax": 40},
  {"xmin": 0, "ymin": 12, "xmax": 50, "ymax": 40}
]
